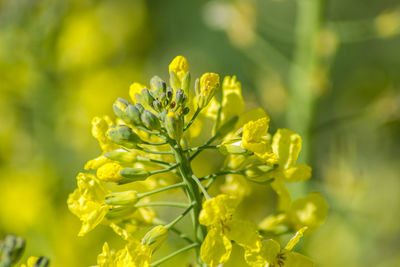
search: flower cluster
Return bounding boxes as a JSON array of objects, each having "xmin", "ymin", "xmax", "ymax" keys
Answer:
[{"xmin": 68, "ymin": 56, "xmax": 328, "ymax": 266}]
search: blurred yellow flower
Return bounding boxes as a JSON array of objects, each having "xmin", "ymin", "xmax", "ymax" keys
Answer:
[
  {"xmin": 168, "ymin": 55, "xmax": 190, "ymax": 81},
  {"xmin": 67, "ymin": 173, "xmax": 110, "ymax": 236}
]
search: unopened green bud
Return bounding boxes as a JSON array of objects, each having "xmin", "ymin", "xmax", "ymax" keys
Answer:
[
  {"xmin": 113, "ymin": 98, "xmax": 131, "ymax": 123},
  {"xmin": 119, "ymin": 168, "xmax": 150, "ymax": 184},
  {"xmin": 165, "ymin": 112, "xmax": 183, "ymax": 141},
  {"xmin": 197, "ymin": 73, "xmax": 220, "ymax": 109},
  {"xmin": 159, "ymin": 92, "xmax": 167, "ymax": 104},
  {"xmin": 0, "ymin": 234, "xmax": 25, "ymax": 264},
  {"xmin": 135, "ymin": 103, "xmax": 144, "ymax": 113},
  {"xmin": 104, "ymin": 150, "xmax": 137, "ymax": 163},
  {"xmin": 108, "ymin": 125, "xmax": 142, "ymax": 148},
  {"xmin": 150, "ymin": 76, "xmax": 166, "ymax": 95},
  {"xmin": 33, "ymin": 257, "xmax": 50, "ymax": 267},
  {"xmin": 182, "ymin": 72, "xmax": 191, "ymax": 95},
  {"xmin": 126, "ymin": 104, "xmax": 142, "ymax": 125},
  {"xmin": 182, "ymin": 107, "xmax": 190, "ymax": 116},
  {"xmin": 166, "ymin": 87, "xmax": 173, "ymax": 102},
  {"xmin": 141, "ymin": 110, "xmax": 161, "ymax": 130},
  {"xmin": 142, "ymin": 89, "xmax": 155, "ymax": 107},
  {"xmin": 105, "ymin": 191, "xmax": 139, "ymax": 205},
  {"xmin": 169, "ymin": 70, "xmax": 181, "ymax": 90},
  {"xmin": 159, "ymin": 110, "xmax": 168, "ymax": 122},
  {"xmin": 106, "ymin": 205, "xmax": 136, "ymax": 220},
  {"xmin": 142, "ymin": 225, "xmax": 168, "ymax": 249},
  {"xmin": 153, "ymin": 99, "xmax": 163, "ymax": 113},
  {"xmin": 175, "ymin": 89, "xmax": 187, "ymax": 107}
]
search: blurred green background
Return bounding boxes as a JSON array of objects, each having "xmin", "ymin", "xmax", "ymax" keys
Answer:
[{"xmin": 1, "ymin": 0, "xmax": 400, "ymax": 266}]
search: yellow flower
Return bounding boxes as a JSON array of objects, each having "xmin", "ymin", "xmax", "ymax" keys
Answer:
[
  {"xmin": 84, "ymin": 155, "xmax": 112, "ymax": 170},
  {"xmin": 168, "ymin": 55, "xmax": 189, "ymax": 81},
  {"xmin": 92, "ymin": 116, "xmax": 118, "ymax": 152},
  {"xmin": 245, "ymin": 227, "xmax": 314, "ymax": 267},
  {"xmin": 20, "ymin": 256, "xmax": 39, "ymax": 267},
  {"xmin": 242, "ymin": 117, "xmax": 278, "ymax": 165},
  {"xmin": 129, "ymin": 82, "xmax": 147, "ymax": 103},
  {"xmin": 204, "ymin": 75, "xmax": 245, "ymax": 126},
  {"xmin": 220, "ymin": 174, "xmax": 251, "ymax": 201},
  {"xmin": 266, "ymin": 129, "xmax": 312, "ymax": 183},
  {"xmin": 67, "ymin": 173, "xmax": 110, "ymax": 236},
  {"xmin": 97, "ymin": 162, "xmax": 124, "ymax": 183},
  {"xmin": 197, "ymin": 73, "xmax": 220, "ymax": 109},
  {"xmin": 259, "ymin": 192, "xmax": 328, "ymax": 233},
  {"xmin": 97, "ymin": 240, "xmax": 154, "ymax": 267},
  {"xmin": 287, "ymin": 192, "xmax": 328, "ymax": 232},
  {"xmin": 199, "ymin": 194, "xmax": 261, "ymax": 267}
]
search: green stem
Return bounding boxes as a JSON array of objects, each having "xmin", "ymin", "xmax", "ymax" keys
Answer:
[
  {"xmin": 137, "ymin": 182, "xmax": 186, "ymax": 198},
  {"xmin": 135, "ymin": 145, "xmax": 173, "ymax": 155},
  {"xmin": 149, "ymin": 163, "xmax": 179, "ymax": 175},
  {"xmin": 134, "ymin": 202, "xmax": 189, "ymax": 208},
  {"xmin": 200, "ymin": 170, "xmax": 246, "ymax": 181},
  {"xmin": 184, "ymin": 107, "xmax": 201, "ymax": 131},
  {"xmin": 150, "ymin": 243, "xmax": 200, "ymax": 267},
  {"xmin": 189, "ymin": 133, "xmax": 219, "ymax": 161},
  {"xmin": 191, "ymin": 174, "xmax": 211, "ymax": 200},
  {"xmin": 165, "ymin": 203, "xmax": 195, "ymax": 229},
  {"xmin": 142, "ymin": 141, "xmax": 168, "ymax": 146},
  {"xmin": 184, "ymin": 145, "xmax": 219, "ymax": 152},
  {"xmin": 136, "ymin": 155, "xmax": 173, "ymax": 166},
  {"xmin": 138, "ymin": 126, "xmax": 166, "ymax": 139}
]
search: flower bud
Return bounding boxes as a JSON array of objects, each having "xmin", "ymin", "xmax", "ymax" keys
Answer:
[
  {"xmin": 104, "ymin": 150, "xmax": 137, "ymax": 163},
  {"xmin": 197, "ymin": 73, "xmax": 220, "ymax": 109},
  {"xmin": 141, "ymin": 110, "xmax": 161, "ymax": 130},
  {"xmin": 32, "ymin": 257, "xmax": 50, "ymax": 267},
  {"xmin": 166, "ymin": 87, "xmax": 173, "ymax": 102},
  {"xmin": 113, "ymin": 98, "xmax": 131, "ymax": 123},
  {"xmin": 119, "ymin": 168, "xmax": 150, "ymax": 184},
  {"xmin": 105, "ymin": 191, "xmax": 139, "ymax": 206},
  {"xmin": 182, "ymin": 72, "xmax": 191, "ymax": 95},
  {"xmin": 142, "ymin": 89, "xmax": 155, "ymax": 107},
  {"xmin": 153, "ymin": 99, "xmax": 163, "ymax": 113},
  {"xmin": 126, "ymin": 104, "xmax": 142, "ymax": 125},
  {"xmin": 97, "ymin": 162, "xmax": 124, "ymax": 182},
  {"xmin": 169, "ymin": 70, "xmax": 181, "ymax": 90},
  {"xmin": 175, "ymin": 89, "xmax": 184, "ymax": 106},
  {"xmin": 0, "ymin": 234, "xmax": 25, "ymax": 264},
  {"xmin": 219, "ymin": 142, "xmax": 247, "ymax": 155},
  {"xmin": 165, "ymin": 112, "xmax": 183, "ymax": 141},
  {"xmin": 142, "ymin": 225, "xmax": 168, "ymax": 249},
  {"xmin": 108, "ymin": 125, "xmax": 142, "ymax": 148},
  {"xmin": 150, "ymin": 76, "xmax": 166, "ymax": 95},
  {"xmin": 182, "ymin": 107, "xmax": 190, "ymax": 116},
  {"xmin": 106, "ymin": 205, "xmax": 136, "ymax": 220}
]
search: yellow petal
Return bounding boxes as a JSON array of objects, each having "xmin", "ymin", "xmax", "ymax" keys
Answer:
[
  {"xmin": 67, "ymin": 173, "xmax": 110, "ymax": 236},
  {"xmin": 91, "ymin": 116, "xmax": 117, "ymax": 152},
  {"xmin": 226, "ymin": 218, "xmax": 261, "ymax": 251},
  {"xmin": 288, "ymin": 192, "xmax": 328, "ymax": 232},
  {"xmin": 271, "ymin": 179, "xmax": 291, "ymax": 212},
  {"xmin": 272, "ymin": 129, "xmax": 302, "ymax": 169},
  {"xmin": 96, "ymin": 162, "xmax": 124, "ymax": 183},
  {"xmin": 245, "ymin": 239, "xmax": 280, "ymax": 267},
  {"xmin": 129, "ymin": 82, "xmax": 146, "ymax": 103},
  {"xmin": 285, "ymin": 226, "xmax": 308, "ymax": 251},
  {"xmin": 284, "ymin": 164, "xmax": 312, "ymax": 182},
  {"xmin": 283, "ymin": 251, "xmax": 315, "ymax": 267},
  {"xmin": 97, "ymin": 242, "xmax": 116, "ymax": 267},
  {"xmin": 243, "ymin": 117, "xmax": 270, "ymax": 143},
  {"xmin": 199, "ymin": 194, "xmax": 239, "ymax": 226},
  {"xmin": 84, "ymin": 155, "xmax": 112, "ymax": 170},
  {"xmin": 169, "ymin": 55, "xmax": 189, "ymax": 80},
  {"xmin": 200, "ymin": 228, "xmax": 232, "ymax": 267}
]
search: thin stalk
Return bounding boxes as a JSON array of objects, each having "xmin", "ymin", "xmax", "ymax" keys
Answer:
[
  {"xmin": 136, "ymin": 155, "xmax": 173, "ymax": 166},
  {"xmin": 191, "ymin": 174, "xmax": 211, "ymax": 200},
  {"xmin": 184, "ymin": 145, "xmax": 219, "ymax": 152},
  {"xmin": 184, "ymin": 107, "xmax": 201, "ymax": 131},
  {"xmin": 138, "ymin": 126, "xmax": 166, "ymax": 139},
  {"xmin": 200, "ymin": 170, "xmax": 246, "ymax": 181},
  {"xmin": 150, "ymin": 243, "xmax": 200, "ymax": 267},
  {"xmin": 134, "ymin": 202, "xmax": 189, "ymax": 208},
  {"xmin": 135, "ymin": 145, "xmax": 173, "ymax": 155},
  {"xmin": 137, "ymin": 182, "xmax": 186, "ymax": 198},
  {"xmin": 189, "ymin": 133, "xmax": 220, "ymax": 161},
  {"xmin": 149, "ymin": 163, "xmax": 179, "ymax": 175},
  {"xmin": 165, "ymin": 203, "xmax": 195, "ymax": 229},
  {"xmin": 142, "ymin": 141, "xmax": 168, "ymax": 146}
]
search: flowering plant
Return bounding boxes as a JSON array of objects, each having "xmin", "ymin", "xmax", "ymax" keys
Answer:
[{"xmin": 68, "ymin": 56, "xmax": 328, "ymax": 267}]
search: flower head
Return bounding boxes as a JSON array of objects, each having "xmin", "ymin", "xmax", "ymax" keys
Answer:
[{"xmin": 197, "ymin": 73, "xmax": 220, "ymax": 109}]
